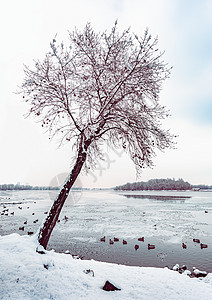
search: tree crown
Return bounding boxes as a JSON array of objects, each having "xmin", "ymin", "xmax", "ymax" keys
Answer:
[{"xmin": 20, "ymin": 22, "xmax": 174, "ymax": 174}]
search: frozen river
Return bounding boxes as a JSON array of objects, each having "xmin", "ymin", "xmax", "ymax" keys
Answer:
[{"xmin": 0, "ymin": 189, "xmax": 212, "ymax": 272}]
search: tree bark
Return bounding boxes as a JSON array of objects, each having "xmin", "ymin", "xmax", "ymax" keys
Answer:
[{"xmin": 38, "ymin": 141, "xmax": 89, "ymax": 249}]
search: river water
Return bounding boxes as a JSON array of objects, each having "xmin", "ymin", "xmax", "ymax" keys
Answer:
[{"xmin": 0, "ymin": 189, "xmax": 212, "ymax": 272}]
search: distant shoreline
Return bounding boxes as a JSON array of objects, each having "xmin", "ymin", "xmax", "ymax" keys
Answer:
[
  {"xmin": 116, "ymin": 189, "xmax": 212, "ymax": 192},
  {"xmin": 114, "ymin": 178, "xmax": 212, "ymax": 191},
  {"xmin": 1, "ymin": 187, "xmax": 212, "ymax": 192}
]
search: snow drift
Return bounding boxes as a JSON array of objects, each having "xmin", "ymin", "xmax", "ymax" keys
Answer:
[{"xmin": 0, "ymin": 233, "xmax": 212, "ymax": 299}]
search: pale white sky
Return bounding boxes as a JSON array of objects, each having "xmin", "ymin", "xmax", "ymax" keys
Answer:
[{"xmin": 0, "ymin": 0, "xmax": 212, "ymax": 188}]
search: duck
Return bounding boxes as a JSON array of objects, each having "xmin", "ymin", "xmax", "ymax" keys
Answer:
[
  {"xmin": 114, "ymin": 237, "xmax": 119, "ymax": 242},
  {"xmin": 182, "ymin": 243, "xmax": 187, "ymax": 249},
  {"xmin": 100, "ymin": 236, "xmax": 105, "ymax": 242},
  {"xmin": 64, "ymin": 216, "xmax": 68, "ymax": 221},
  {"xmin": 193, "ymin": 238, "xmax": 200, "ymax": 243},
  {"xmin": 134, "ymin": 244, "xmax": 139, "ymax": 251},
  {"xmin": 200, "ymin": 243, "xmax": 208, "ymax": 249},
  {"xmin": 19, "ymin": 226, "xmax": 24, "ymax": 231},
  {"xmin": 138, "ymin": 237, "xmax": 144, "ymax": 242},
  {"xmin": 24, "ymin": 220, "xmax": 27, "ymax": 224},
  {"xmin": 148, "ymin": 244, "xmax": 155, "ymax": 250},
  {"xmin": 109, "ymin": 239, "xmax": 114, "ymax": 245},
  {"xmin": 123, "ymin": 240, "xmax": 127, "ymax": 245}
]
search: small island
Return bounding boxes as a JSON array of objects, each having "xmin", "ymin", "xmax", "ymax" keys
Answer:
[{"xmin": 114, "ymin": 178, "xmax": 212, "ymax": 191}]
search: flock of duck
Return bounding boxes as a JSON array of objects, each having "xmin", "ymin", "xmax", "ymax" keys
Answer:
[
  {"xmin": 182, "ymin": 239, "xmax": 208, "ymax": 249},
  {"xmin": 100, "ymin": 236, "xmax": 157, "ymax": 250},
  {"xmin": 100, "ymin": 235, "xmax": 155, "ymax": 250},
  {"xmin": 0, "ymin": 203, "xmax": 209, "ymax": 251},
  {"xmin": 0, "ymin": 203, "xmax": 71, "ymax": 236},
  {"xmin": 100, "ymin": 236, "xmax": 208, "ymax": 251},
  {"xmin": 1, "ymin": 202, "xmax": 44, "ymax": 236}
]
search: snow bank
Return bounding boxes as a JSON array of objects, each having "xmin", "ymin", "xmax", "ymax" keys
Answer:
[{"xmin": 0, "ymin": 234, "xmax": 212, "ymax": 300}]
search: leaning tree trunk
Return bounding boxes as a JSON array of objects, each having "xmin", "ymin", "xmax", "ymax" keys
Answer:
[{"xmin": 38, "ymin": 142, "xmax": 89, "ymax": 249}]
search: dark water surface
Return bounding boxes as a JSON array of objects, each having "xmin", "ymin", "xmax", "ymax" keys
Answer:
[{"xmin": 1, "ymin": 190, "xmax": 212, "ymax": 273}]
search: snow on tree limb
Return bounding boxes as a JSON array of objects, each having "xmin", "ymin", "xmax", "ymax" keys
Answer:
[{"xmin": 19, "ymin": 21, "xmax": 175, "ymax": 175}]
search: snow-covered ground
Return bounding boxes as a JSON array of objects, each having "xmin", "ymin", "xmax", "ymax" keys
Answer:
[{"xmin": 0, "ymin": 233, "xmax": 212, "ymax": 300}]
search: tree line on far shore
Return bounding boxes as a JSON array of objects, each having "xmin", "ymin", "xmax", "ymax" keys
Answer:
[
  {"xmin": 0, "ymin": 184, "xmax": 59, "ymax": 191},
  {"xmin": 1, "ymin": 179, "xmax": 211, "ymax": 191},
  {"xmin": 114, "ymin": 178, "xmax": 212, "ymax": 191}
]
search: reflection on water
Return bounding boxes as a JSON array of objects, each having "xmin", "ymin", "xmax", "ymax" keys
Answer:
[{"xmin": 123, "ymin": 194, "xmax": 191, "ymax": 202}]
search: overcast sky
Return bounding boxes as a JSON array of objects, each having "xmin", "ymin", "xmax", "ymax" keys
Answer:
[{"xmin": 0, "ymin": 0, "xmax": 212, "ymax": 188}]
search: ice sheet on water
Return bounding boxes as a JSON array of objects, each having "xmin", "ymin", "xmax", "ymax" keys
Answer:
[
  {"xmin": 72, "ymin": 236, "xmax": 97, "ymax": 243},
  {"xmin": 46, "ymin": 190, "xmax": 211, "ymax": 243},
  {"xmin": 1, "ymin": 189, "xmax": 212, "ymax": 242}
]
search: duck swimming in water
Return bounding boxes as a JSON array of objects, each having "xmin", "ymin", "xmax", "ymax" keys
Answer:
[{"xmin": 148, "ymin": 244, "xmax": 155, "ymax": 250}]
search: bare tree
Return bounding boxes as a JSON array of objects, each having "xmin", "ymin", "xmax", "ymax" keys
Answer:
[{"xmin": 20, "ymin": 22, "xmax": 174, "ymax": 249}]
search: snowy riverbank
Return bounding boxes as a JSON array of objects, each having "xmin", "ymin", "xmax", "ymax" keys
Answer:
[{"xmin": 0, "ymin": 234, "xmax": 212, "ymax": 299}]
